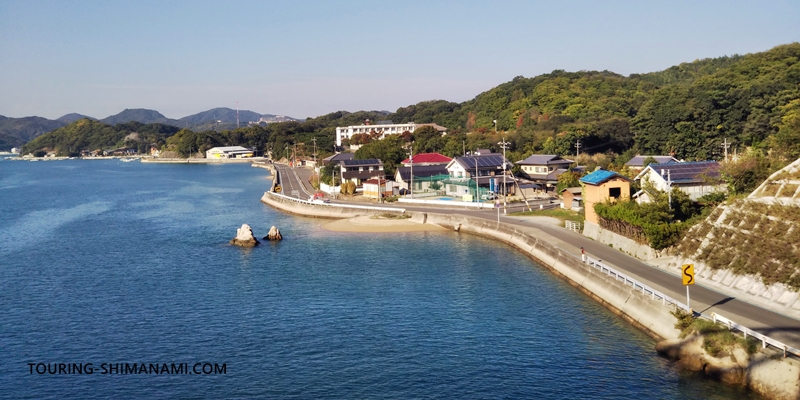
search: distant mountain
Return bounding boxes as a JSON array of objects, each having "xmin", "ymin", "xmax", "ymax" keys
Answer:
[
  {"xmin": 179, "ymin": 107, "xmax": 261, "ymax": 126},
  {"xmin": 0, "ymin": 116, "xmax": 67, "ymax": 151},
  {"xmin": 0, "ymin": 107, "xmax": 300, "ymax": 150},
  {"xmin": 57, "ymin": 113, "xmax": 95, "ymax": 123},
  {"xmin": 100, "ymin": 109, "xmax": 179, "ymax": 126}
]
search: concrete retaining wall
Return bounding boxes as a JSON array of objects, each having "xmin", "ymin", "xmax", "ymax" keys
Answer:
[
  {"xmin": 584, "ymin": 220, "xmax": 800, "ymax": 321},
  {"xmin": 261, "ymin": 191, "xmax": 681, "ymax": 341},
  {"xmin": 260, "ymin": 191, "xmax": 800, "ymax": 399},
  {"xmin": 583, "ymin": 221, "xmax": 660, "ymax": 259}
]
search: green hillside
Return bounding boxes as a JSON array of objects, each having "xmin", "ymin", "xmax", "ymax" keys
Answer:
[
  {"xmin": 21, "ymin": 119, "xmax": 180, "ymax": 156},
  {"xmin": 18, "ymin": 43, "xmax": 800, "ymax": 183}
]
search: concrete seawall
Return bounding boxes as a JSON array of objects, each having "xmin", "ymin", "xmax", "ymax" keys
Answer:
[
  {"xmin": 260, "ymin": 191, "xmax": 800, "ymax": 399},
  {"xmin": 261, "ymin": 191, "xmax": 681, "ymax": 341}
]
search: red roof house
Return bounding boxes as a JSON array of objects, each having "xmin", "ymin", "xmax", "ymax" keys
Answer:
[{"xmin": 401, "ymin": 152, "xmax": 452, "ymax": 166}]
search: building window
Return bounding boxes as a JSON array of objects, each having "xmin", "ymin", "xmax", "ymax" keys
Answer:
[{"xmin": 609, "ymin": 187, "xmax": 621, "ymax": 199}]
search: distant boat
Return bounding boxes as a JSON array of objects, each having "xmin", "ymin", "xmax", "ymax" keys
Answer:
[{"xmin": 121, "ymin": 158, "xmax": 137, "ymax": 162}]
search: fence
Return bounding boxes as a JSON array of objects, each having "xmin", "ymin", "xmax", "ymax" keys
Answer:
[
  {"xmin": 265, "ymin": 191, "xmax": 406, "ymax": 213},
  {"xmin": 711, "ymin": 312, "xmax": 800, "ymax": 358},
  {"xmin": 585, "ymin": 255, "xmax": 690, "ymax": 311},
  {"xmin": 584, "ymin": 255, "xmax": 800, "ymax": 358},
  {"xmin": 565, "ymin": 220, "xmax": 582, "ymax": 233}
]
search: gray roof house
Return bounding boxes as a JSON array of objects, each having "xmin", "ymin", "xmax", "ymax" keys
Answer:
[
  {"xmin": 340, "ymin": 159, "xmax": 385, "ymax": 185},
  {"xmin": 515, "ymin": 154, "xmax": 574, "ymax": 187},
  {"xmin": 624, "ymin": 155, "xmax": 679, "ymax": 172}
]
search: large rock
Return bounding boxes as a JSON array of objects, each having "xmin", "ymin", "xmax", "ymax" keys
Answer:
[
  {"xmin": 264, "ymin": 226, "xmax": 283, "ymax": 241},
  {"xmin": 230, "ymin": 224, "xmax": 259, "ymax": 247}
]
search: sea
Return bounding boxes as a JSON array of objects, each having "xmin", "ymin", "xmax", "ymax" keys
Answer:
[{"xmin": 0, "ymin": 158, "xmax": 757, "ymax": 399}]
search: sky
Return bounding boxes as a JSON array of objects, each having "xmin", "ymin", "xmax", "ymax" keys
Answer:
[{"xmin": 1, "ymin": 0, "xmax": 798, "ymax": 121}]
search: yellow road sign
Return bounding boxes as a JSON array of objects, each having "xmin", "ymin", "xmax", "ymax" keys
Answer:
[{"xmin": 682, "ymin": 264, "xmax": 695, "ymax": 286}]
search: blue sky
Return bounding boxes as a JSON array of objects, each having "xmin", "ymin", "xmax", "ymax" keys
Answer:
[{"xmin": 1, "ymin": 0, "xmax": 798, "ymax": 120}]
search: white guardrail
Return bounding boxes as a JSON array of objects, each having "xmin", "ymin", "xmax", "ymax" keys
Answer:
[
  {"xmin": 585, "ymin": 255, "xmax": 690, "ymax": 311},
  {"xmin": 267, "ymin": 191, "xmax": 407, "ymax": 213},
  {"xmin": 584, "ymin": 255, "xmax": 800, "ymax": 358}
]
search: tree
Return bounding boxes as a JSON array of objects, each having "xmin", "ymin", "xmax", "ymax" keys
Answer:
[{"xmin": 556, "ymin": 171, "xmax": 581, "ymax": 193}]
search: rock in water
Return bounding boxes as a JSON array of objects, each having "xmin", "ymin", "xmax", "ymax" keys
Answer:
[
  {"xmin": 264, "ymin": 225, "xmax": 283, "ymax": 241},
  {"xmin": 230, "ymin": 224, "xmax": 260, "ymax": 247}
]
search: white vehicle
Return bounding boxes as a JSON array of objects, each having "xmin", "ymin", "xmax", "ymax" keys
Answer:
[{"xmin": 481, "ymin": 191, "xmax": 497, "ymax": 200}]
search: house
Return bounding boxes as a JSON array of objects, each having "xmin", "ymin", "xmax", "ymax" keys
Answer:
[
  {"xmin": 335, "ymin": 120, "xmax": 447, "ymax": 146},
  {"xmin": 633, "ymin": 161, "xmax": 725, "ymax": 202},
  {"xmin": 206, "ymin": 146, "xmax": 253, "ymax": 159},
  {"xmin": 322, "ymin": 152, "xmax": 354, "ymax": 167},
  {"xmin": 516, "ymin": 154, "xmax": 574, "ymax": 190},
  {"xmin": 394, "ymin": 152, "xmax": 452, "ymax": 194},
  {"xmin": 362, "ymin": 178, "xmax": 388, "ymax": 199},
  {"xmin": 340, "ymin": 159, "xmax": 385, "ymax": 186},
  {"xmin": 400, "ymin": 152, "xmax": 452, "ymax": 166},
  {"xmin": 580, "ymin": 169, "xmax": 631, "ymax": 225},
  {"xmin": 624, "ymin": 155, "xmax": 680, "ymax": 173},
  {"xmin": 443, "ymin": 153, "xmax": 512, "ymax": 200},
  {"xmin": 394, "ymin": 164, "xmax": 450, "ymax": 193},
  {"xmin": 560, "ymin": 187, "xmax": 583, "ymax": 211}
]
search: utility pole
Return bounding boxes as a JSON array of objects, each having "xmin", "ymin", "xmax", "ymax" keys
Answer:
[
  {"xmin": 294, "ymin": 143, "xmax": 297, "ymax": 167},
  {"xmin": 667, "ymin": 169, "xmax": 672, "ymax": 209},
  {"xmin": 721, "ymin": 138, "xmax": 730, "ymax": 163},
  {"xmin": 498, "ymin": 138, "xmax": 510, "ymax": 215},
  {"xmin": 312, "ymin": 137, "xmax": 317, "ymax": 165},
  {"xmin": 409, "ymin": 143, "xmax": 414, "ymax": 199},
  {"xmin": 575, "ymin": 139, "xmax": 581, "ymax": 158},
  {"xmin": 475, "ymin": 150, "xmax": 479, "ymax": 202}
]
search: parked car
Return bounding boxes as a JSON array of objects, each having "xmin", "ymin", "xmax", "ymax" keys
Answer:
[{"xmin": 481, "ymin": 191, "xmax": 497, "ymax": 200}]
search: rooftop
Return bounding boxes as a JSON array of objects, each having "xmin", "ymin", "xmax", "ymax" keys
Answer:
[
  {"xmin": 580, "ymin": 169, "xmax": 629, "ymax": 186},
  {"xmin": 401, "ymin": 152, "xmax": 452, "ymax": 164},
  {"xmin": 516, "ymin": 154, "xmax": 574, "ymax": 165},
  {"xmin": 638, "ymin": 161, "xmax": 721, "ymax": 183}
]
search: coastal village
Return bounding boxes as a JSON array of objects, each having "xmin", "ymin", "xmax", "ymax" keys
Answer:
[{"xmin": 4, "ymin": 43, "xmax": 800, "ymax": 400}]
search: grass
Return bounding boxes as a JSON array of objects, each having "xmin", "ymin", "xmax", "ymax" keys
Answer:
[
  {"xmin": 370, "ymin": 213, "xmax": 411, "ymax": 220},
  {"xmin": 510, "ymin": 208, "xmax": 584, "ymax": 224},
  {"xmin": 672, "ymin": 309, "xmax": 759, "ymax": 357}
]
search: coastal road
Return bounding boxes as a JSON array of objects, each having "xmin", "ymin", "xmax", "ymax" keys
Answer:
[
  {"xmin": 272, "ymin": 165, "xmax": 800, "ymax": 350},
  {"xmin": 273, "ymin": 163, "xmax": 313, "ymax": 200}
]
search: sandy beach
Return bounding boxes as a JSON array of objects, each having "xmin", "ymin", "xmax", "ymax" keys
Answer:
[{"xmin": 322, "ymin": 215, "xmax": 448, "ymax": 233}]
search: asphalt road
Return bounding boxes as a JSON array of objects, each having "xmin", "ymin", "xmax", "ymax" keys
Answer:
[{"xmin": 270, "ymin": 164, "xmax": 800, "ymax": 350}]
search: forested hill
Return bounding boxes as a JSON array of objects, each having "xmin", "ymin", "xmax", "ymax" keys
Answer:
[
  {"xmin": 381, "ymin": 43, "xmax": 800, "ymax": 162},
  {"xmin": 20, "ymin": 119, "xmax": 180, "ymax": 156},
  {"xmin": 18, "ymin": 43, "xmax": 800, "ymax": 179}
]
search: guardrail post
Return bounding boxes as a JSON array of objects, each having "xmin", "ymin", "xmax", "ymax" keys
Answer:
[
  {"xmin": 762, "ymin": 338, "xmax": 767, "ymax": 349},
  {"xmin": 711, "ymin": 313, "xmax": 716, "ymax": 323}
]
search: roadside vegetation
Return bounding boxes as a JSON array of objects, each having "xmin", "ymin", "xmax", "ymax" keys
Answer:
[
  {"xmin": 511, "ymin": 208, "xmax": 584, "ymax": 224},
  {"xmin": 672, "ymin": 309, "xmax": 759, "ymax": 357}
]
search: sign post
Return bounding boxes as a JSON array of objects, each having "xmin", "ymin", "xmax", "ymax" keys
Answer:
[
  {"xmin": 682, "ymin": 264, "xmax": 695, "ymax": 311},
  {"xmin": 496, "ymin": 199, "xmax": 500, "ymax": 223}
]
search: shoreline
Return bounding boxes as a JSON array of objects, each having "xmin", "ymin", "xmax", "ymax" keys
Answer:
[
  {"xmin": 322, "ymin": 215, "xmax": 448, "ymax": 233},
  {"xmin": 260, "ymin": 190, "xmax": 800, "ymax": 399}
]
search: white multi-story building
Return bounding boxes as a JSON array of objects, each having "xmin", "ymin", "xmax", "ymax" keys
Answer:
[{"xmin": 335, "ymin": 121, "xmax": 446, "ymax": 146}]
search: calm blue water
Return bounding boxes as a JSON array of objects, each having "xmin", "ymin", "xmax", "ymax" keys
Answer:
[{"xmin": 0, "ymin": 159, "xmax": 756, "ymax": 399}]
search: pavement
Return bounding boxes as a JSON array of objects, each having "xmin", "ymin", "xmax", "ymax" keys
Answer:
[{"xmin": 268, "ymin": 164, "xmax": 800, "ymax": 350}]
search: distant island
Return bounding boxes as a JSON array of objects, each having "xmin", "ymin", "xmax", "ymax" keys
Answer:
[{"xmin": 0, "ymin": 107, "xmax": 300, "ymax": 150}]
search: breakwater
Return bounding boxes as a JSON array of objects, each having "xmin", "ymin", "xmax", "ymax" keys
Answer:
[{"xmin": 260, "ymin": 190, "xmax": 800, "ymax": 399}]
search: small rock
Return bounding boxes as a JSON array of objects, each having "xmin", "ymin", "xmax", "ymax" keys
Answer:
[
  {"xmin": 230, "ymin": 224, "xmax": 259, "ymax": 247},
  {"xmin": 263, "ymin": 225, "xmax": 283, "ymax": 241}
]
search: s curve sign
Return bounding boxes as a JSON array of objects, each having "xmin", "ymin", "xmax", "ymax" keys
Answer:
[{"xmin": 682, "ymin": 264, "xmax": 695, "ymax": 286}]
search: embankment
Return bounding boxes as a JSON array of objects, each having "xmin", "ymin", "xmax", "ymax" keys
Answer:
[
  {"xmin": 261, "ymin": 191, "xmax": 800, "ymax": 399},
  {"xmin": 261, "ymin": 191, "xmax": 680, "ymax": 340}
]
